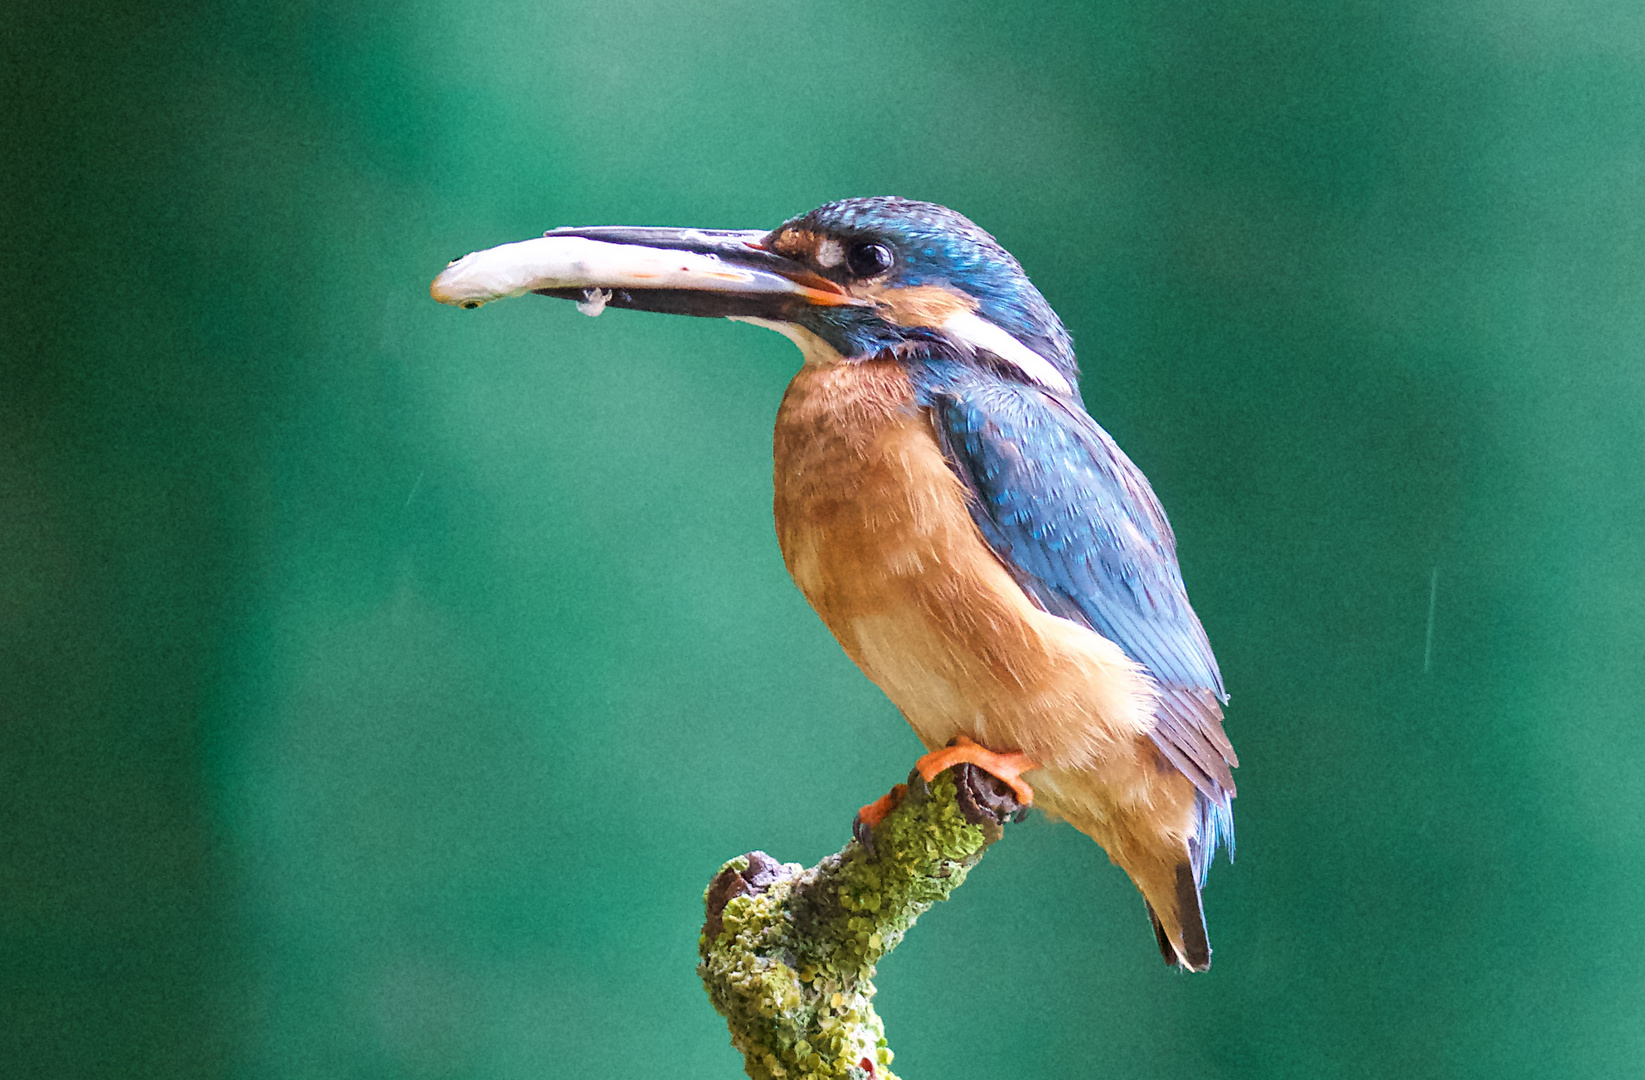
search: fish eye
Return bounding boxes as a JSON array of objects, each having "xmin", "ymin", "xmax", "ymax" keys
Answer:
[
  {"xmin": 846, "ymin": 241, "xmax": 894, "ymax": 278},
  {"xmin": 459, "ymin": 299, "xmax": 484, "ymax": 309}
]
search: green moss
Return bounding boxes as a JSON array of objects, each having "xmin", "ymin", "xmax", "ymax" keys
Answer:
[{"xmin": 699, "ymin": 770, "xmax": 1008, "ymax": 1080}]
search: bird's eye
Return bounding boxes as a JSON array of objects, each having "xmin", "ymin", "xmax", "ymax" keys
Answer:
[{"xmin": 846, "ymin": 241, "xmax": 894, "ymax": 278}]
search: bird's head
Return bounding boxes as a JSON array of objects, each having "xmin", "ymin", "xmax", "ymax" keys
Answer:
[{"xmin": 431, "ymin": 196, "xmax": 1078, "ymax": 396}]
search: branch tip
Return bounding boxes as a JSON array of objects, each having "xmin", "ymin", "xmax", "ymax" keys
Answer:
[{"xmin": 699, "ymin": 765, "xmax": 1018, "ymax": 1079}]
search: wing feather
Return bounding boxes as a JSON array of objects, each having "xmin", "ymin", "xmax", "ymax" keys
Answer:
[{"xmin": 925, "ymin": 375, "xmax": 1237, "ymax": 813}]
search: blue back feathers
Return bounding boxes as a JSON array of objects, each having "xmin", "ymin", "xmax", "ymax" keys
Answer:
[{"xmin": 915, "ymin": 361, "xmax": 1237, "ymax": 879}]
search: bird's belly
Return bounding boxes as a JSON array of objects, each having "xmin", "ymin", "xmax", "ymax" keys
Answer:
[{"xmin": 772, "ymin": 355, "xmax": 1158, "ymax": 778}]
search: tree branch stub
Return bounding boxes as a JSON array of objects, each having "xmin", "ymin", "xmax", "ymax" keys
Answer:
[{"xmin": 699, "ymin": 765, "xmax": 1024, "ymax": 1080}]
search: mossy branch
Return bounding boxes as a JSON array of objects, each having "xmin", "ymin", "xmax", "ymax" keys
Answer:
[{"xmin": 698, "ymin": 764, "xmax": 1024, "ymax": 1080}]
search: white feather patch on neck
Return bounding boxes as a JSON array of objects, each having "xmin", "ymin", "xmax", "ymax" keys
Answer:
[
  {"xmin": 728, "ymin": 317, "xmax": 843, "ymax": 367},
  {"xmin": 940, "ymin": 310, "xmax": 1072, "ymax": 396}
]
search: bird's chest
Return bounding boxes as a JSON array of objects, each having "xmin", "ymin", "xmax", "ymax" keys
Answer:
[
  {"xmin": 771, "ymin": 358, "xmax": 996, "ymax": 669},
  {"xmin": 770, "ymin": 354, "xmax": 1156, "ymax": 768},
  {"xmin": 775, "ymin": 358, "xmax": 951, "ymax": 593}
]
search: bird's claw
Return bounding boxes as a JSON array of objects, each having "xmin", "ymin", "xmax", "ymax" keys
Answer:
[
  {"xmin": 853, "ymin": 783, "xmax": 908, "ymax": 852},
  {"xmin": 915, "ymin": 736, "xmax": 1038, "ymax": 807}
]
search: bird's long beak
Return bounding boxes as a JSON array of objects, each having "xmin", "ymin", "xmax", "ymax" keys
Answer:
[{"xmin": 430, "ymin": 225, "xmax": 859, "ymax": 319}]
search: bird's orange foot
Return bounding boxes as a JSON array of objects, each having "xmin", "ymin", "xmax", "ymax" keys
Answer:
[
  {"xmin": 852, "ymin": 782, "xmax": 908, "ymax": 850},
  {"xmin": 916, "ymin": 736, "xmax": 1038, "ymax": 807},
  {"xmin": 857, "ymin": 783, "xmax": 908, "ymax": 829}
]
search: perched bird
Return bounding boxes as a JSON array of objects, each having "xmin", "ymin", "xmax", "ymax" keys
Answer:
[{"xmin": 431, "ymin": 198, "xmax": 1236, "ymax": 970}]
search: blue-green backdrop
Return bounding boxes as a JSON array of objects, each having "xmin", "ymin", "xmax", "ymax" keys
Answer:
[{"xmin": 5, "ymin": 2, "xmax": 1644, "ymax": 1077}]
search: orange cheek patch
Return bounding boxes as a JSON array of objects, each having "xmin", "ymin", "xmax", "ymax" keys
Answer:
[{"xmin": 873, "ymin": 285, "xmax": 979, "ymax": 329}]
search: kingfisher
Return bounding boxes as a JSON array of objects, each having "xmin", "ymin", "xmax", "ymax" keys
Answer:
[{"xmin": 430, "ymin": 197, "xmax": 1236, "ymax": 971}]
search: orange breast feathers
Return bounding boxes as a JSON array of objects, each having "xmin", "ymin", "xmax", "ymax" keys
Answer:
[{"xmin": 771, "ymin": 356, "xmax": 1164, "ymax": 779}]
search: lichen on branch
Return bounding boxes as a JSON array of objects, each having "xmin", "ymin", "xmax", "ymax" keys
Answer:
[{"xmin": 698, "ymin": 765, "xmax": 1024, "ymax": 1080}]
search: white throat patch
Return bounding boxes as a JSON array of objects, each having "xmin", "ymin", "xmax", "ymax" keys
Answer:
[{"xmin": 728, "ymin": 317, "xmax": 843, "ymax": 367}]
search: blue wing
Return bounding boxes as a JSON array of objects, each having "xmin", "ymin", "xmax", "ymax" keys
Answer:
[{"xmin": 920, "ymin": 369, "xmax": 1236, "ymax": 877}]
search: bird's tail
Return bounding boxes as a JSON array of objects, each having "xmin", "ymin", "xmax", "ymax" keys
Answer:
[
  {"xmin": 1138, "ymin": 790, "xmax": 1231, "ymax": 972},
  {"xmin": 1143, "ymin": 863, "xmax": 1211, "ymax": 971}
]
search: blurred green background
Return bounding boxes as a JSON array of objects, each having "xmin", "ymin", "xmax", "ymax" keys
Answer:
[{"xmin": 5, "ymin": 1, "xmax": 1644, "ymax": 1077}]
